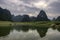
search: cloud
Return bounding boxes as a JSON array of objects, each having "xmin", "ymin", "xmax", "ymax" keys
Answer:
[
  {"xmin": 0, "ymin": 0, "xmax": 60, "ymax": 19},
  {"xmin": 48, "ymin": 1, "xmax": 60, "ymax": 13},
  {"xmin": 46, "ymin": 0, "xmax": 60, "ymax": 18}
]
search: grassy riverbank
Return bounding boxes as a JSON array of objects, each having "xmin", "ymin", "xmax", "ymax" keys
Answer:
[{"xmin": 0, "ymin": 21, "xmax": 60, "ymax": 27}]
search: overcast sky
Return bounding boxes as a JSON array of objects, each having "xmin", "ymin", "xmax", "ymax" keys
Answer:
[{"xmin": 0, "ymin": 0, "xmax": 60, "ymax": 19}]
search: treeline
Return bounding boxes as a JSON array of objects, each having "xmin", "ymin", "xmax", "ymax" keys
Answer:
[{"xmin": 0, "ymin": 7, "xmax": 60, "ymax": 22}]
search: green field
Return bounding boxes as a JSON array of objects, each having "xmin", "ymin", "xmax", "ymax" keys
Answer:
[{"xmin": 0, "ymin": 21, "xmax": 60, "ymax": 27}]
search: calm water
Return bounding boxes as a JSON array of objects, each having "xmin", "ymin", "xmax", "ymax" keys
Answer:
[{"xmin": 0, "ymin": 26, "xmax": 60, "ymax": 40}]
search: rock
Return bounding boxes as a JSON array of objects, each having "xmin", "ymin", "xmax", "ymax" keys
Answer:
[
  {"xmin": 36, "ymin": 10, "xmax": 49, "ymax": 21},
  {"xmin": 56, "ymin": 16, "xmax": 60, "ymax": 21},
  {"xmin": 51, "ymin": 24, "xmax": 56, "ymax": 27},
  {"xmin": 21, "ymin": 15, "xmax": 30, "ymax": 22}
]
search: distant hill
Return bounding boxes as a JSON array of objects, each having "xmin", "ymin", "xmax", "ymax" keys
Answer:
[
  {"xmin": 1, "ymin": 7, "xmax": 58, "ymax": 22},
  {"xmin": 12, "ymin": 15, "xmax": 23, "ymax": 22},
  {"xmin": 56, "ymin": 16, "xmax": 60, "ymax": 21},
  {"xmin": 0, "ymin": 7, "xmax": 12, "ymax": 21},
  {"xmin": 36, "ymin": 10, "xmax": 49, "ymax": 21},
  {"xmin": 30, "ymin": 16, "xmax": 36, "ymax": 21},
  {"xmin": 12, "ymin": 10, "xmax": 50, "ymax": 22}
]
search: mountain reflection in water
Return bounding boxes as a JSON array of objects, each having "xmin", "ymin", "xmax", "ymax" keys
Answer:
[
  {"xmin": 14, "ymin": 26, "xmax": 49, "ymax": 38},
  {"xmin": 0, "ymin": 26, "xmax": 60, "ymax": 40},
  {"xmin": 0, "ymin": 27, "xmax": 12, "ymax": 37}
]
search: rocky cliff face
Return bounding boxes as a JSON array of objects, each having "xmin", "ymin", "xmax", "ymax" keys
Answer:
[
  {"xmin": 56, "ymin": 16, "xmax": 60, "ymax": 21},
  {"xmin": 12, "ymin": 10, "xmax": 50, "ymax": 22},
  {"xmin": 0, "ymin": 7, "xmax": 12, "ymax": 21},
  {"xmin": 21, "ymin": 15, "xmax": 30, "ymax": 22},
  {"xmin": 37, "ymin": 10, "xmax": 49, "ymax": 21}
]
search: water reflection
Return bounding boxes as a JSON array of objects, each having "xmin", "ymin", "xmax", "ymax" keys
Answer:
[
  {"xmin": 56, "ymin": 27, "xmax": 60, "ymax": 32},
  {"xmin": 0, "ymin": 27, "xmax": 12, "ymax": 37},
  {"xmin": 14, "ymin": 26, "xmax": 29, "ymax": 32},
  {"xmin": 0, "ymin": 26, "xmax": 60, "ymax": 40},
  {"xmin": 14, "ymin": 26, "xmax": 49, "ymax": 38},
  {"xmin": 36, "ymin": 27, "xmax": 48, "ymax": 38},
  {"xmin": 42, "ymin": 28, "xmax": 60, "ymax": 40},
  {"xmin": 51, "ymin": 25, "xmax": 60, "ymax": 32}
]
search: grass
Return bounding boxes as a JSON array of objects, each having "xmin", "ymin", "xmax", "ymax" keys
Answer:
[
  {"xmin": 0, "ymin": 21, "xmax": 60, "ymax": 27},
  {"xmin": 0, "ymin": 21, "xmax": 13, "ymax": 26}
]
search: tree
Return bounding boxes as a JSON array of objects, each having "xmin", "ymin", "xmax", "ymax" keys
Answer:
[
  {"xmin": 0, "ymin": 7, "xmax": 12, "ymax": 21},
  {"xmin": 36, "ymin": 10, "xmax": 49, "ymax": 21}
]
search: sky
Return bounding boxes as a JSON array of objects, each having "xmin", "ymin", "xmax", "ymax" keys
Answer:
[{"xmin": 0, "ymin": 0, "xmax": 60, "ymax": 19}]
